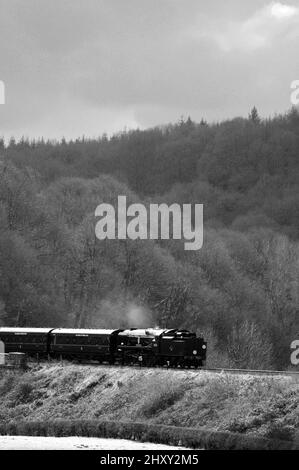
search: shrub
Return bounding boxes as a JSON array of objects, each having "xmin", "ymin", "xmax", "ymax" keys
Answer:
[
  {"xmin": 202, "ymin": 374, "xmax": 238, "ymax": 405},
  {"xmin": 265, "ymin": 423, "xmax": 295, "ymax": 442},
  {"xmin": 0, "ymin": 374, "xmax": 15, "ymax": 396},
  {"xmin": 138, "ymin": 379, "xmax": 185, "ymax": 418},
  {"xmin": 13, "ymin": 381, "xmax": 34, "ymax": 403},
  {"xmin": 0, "ymin": 420, "xmax": 297, "ymax": 450}
]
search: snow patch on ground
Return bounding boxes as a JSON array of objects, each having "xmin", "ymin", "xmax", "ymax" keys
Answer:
[{"xmin": 0, "ymin": 435, "xmax": 189, "ymax": 450}]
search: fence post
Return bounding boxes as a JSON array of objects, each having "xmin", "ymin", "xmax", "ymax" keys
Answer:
[{"xmin": 0, "ymin": 340, "xmax": 5, "ymax": 365}]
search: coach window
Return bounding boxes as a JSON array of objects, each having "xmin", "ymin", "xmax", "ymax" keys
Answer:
[
  {"xmin": 141, "ymin": 338, "xmax": 151, "ymax": 346},
  {"xmin": 128, "ymin": 337, "xmax": 138, "ymax": 346}
]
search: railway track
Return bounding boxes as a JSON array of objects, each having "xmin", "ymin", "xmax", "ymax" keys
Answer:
[
  {"xmin": 20, "ymin": 358, "xmax": 299, "ymax": 378},
  {"xmin": 201, "ymin": 367, "xmax": 299, "ymax": 377}
]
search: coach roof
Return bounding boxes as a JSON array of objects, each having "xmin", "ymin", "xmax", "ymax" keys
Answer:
[
  {"xmin": 51, "ymin": 328, "xmax": 117, "ymax": 335},
  {"xmin": 0, "ymin": 328, "xmax": 53, "ymax": 334}
]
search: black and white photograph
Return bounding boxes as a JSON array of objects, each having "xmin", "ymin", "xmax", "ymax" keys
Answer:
[{"xmin": 0, "ymin": 0, "xmax": 299, "ymax": 459}]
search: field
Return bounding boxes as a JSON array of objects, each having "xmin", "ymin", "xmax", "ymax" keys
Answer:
[{"xmin": 0, "ymin": 364, "xmax": 298, "ymax": 449}]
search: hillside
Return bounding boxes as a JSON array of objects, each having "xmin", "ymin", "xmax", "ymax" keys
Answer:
[
  {"xmin": 0, "ymin": 364, "xmax": 298, "ymax": 443},
  {"xmin": 1, "ymin": 110, "xmax": 299, "ymax": 369}
]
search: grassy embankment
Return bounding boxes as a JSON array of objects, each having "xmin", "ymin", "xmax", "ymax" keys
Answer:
[{"xmin": 0, "ymin": 364, "xmax": 298, "ymax": 449}]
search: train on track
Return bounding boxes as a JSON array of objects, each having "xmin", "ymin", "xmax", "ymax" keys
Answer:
[{"xmin": 0, "ymin": 327, "xmax": 207, "ymax": 368}]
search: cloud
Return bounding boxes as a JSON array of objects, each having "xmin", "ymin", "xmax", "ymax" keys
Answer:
[
  {"xmin": 270, "ymin": 2, "xmax": 298, "ymax": 18},
  {"xmin": 197, "ymin": 2, "xmax": 299, "ymax": 52},
  {"xmin": 0, "ymin": 1, "xmax": 298, "ymax": 140}
]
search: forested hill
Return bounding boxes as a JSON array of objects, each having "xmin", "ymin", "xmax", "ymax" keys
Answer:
[{"xmin": 1, "ymin": 108, "xmax": 299, "ymax": 369}]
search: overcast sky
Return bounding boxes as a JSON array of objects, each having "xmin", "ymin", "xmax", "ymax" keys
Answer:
[{"xmin": 0, "ymin": 0, "xmax": 299, "ymax": 140}]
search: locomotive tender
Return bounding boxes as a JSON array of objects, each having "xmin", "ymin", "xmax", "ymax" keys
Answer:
[{"xmin": 0, "ymin": 327, "xmax": 207, "ymax": 368}]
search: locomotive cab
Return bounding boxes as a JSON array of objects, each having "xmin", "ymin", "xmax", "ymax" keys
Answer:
[{"xmin": 159, "ymin": 329, "xmax": 206, "ymax": 367}]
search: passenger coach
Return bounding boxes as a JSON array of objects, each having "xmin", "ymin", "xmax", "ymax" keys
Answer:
[
  {"xmin": 49, "ymin": 328, "xmax": 121, "ymax": 362},
  {"xmin": 0, "ymin": 327, "xmax": 53, "ymax": 357}
]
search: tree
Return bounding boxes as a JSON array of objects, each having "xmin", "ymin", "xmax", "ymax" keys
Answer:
[
  {"xmin": 249, "ymin": 106, "xmax": 261, "ymax": 123},
  {"xmin": 155, "ymin": 285, "xmax": 190, "ymax": 328},
  {"xmin": 227, "ymin": 320, "xmax": 273, "ymax": 369}
]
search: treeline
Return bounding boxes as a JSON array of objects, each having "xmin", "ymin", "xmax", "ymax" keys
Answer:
[{"xmin": 1, "ymin": 108, "xmax": 299, "ymax": 369}]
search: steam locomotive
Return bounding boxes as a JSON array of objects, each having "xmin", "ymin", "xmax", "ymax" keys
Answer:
[{"xmin": 0, "ymin": 327, "xmax": 207, "ymax": 368}]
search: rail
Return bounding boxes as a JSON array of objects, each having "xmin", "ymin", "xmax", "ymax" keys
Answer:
[{"xmin": 19, "ymin": 356, "xmax": 299, "ymax": 377}]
